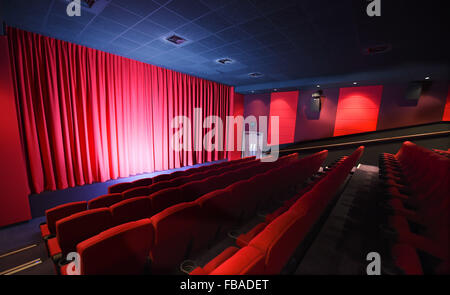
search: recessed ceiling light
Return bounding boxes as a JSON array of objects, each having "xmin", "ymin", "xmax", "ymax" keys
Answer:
[
  {"xmin": 317, "ymin": 85, "xmax": 321, "ymax": 88},
  {"xmin": 248, "ymin": 72, "xmax": 263, "ymax": 78},
  {"xmin": 425, "ymin": 76, "xmax": 431, "ymax": 80},
  {"xmin": 166, "ymin": 34, "xmax": 187, "ymax": 45},
  {"xmin": 274, "ymin": 88, "xmax": 278, "ymax": 91},
  {"xmin": 216, "ymin": 58, "xmax": 233, "ymax": 65},
  {"xmin": 353, "ymin": 82, "xmax": 358, "ymax": 85}
]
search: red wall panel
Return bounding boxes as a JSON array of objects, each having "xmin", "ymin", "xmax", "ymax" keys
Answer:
[
  {"xmin": 0, "ymin": 36, "xmax": 32, "ymax": 227},
  {"xmin": 377, "ymin": 82, "xmax": 449, "ymax": 130},
  {"xmin": 268, "ymin": 91, "xmax": 299, "ymax": 145},
  {"xmin": 442, "ymin": 86, "xmax": 450, "ymax": 121},
  {"xmin": 333, "ymin": 86, "xmax": 383, "ymax": 136}
]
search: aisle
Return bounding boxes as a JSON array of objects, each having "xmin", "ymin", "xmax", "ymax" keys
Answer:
[{"xmin": 295, "ymin": 164, "xmax": 381, "ymax": 275}]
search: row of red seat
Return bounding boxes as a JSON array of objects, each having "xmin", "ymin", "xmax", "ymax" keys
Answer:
[
  {"xmin": 46, "ymin": 154, "xmax": 298, "ymax": 265},
  {"xmin": 40, "ymin": 156, "xmax": 256, "ymax": 240},
  {"xmin": 433, "ymin": 148, "xmax": 450, "ymax": 158},
  {"xmin": 190, "ymin": 147, "xmax": 364, "ymax": 275},
  {"xmin": 59, "ymin": 151, "xmax": 331, "ymax": 274},
  {"xmin": 107, "ymin": 157, "xmax": 255, "ymax": 194},
  {"xmin": 379, "ymin": 141, "xmax": 449, "ymax": 275}
]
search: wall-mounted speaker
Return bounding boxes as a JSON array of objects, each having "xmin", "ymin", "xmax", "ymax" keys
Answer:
[
  {"xmin": 405, "ymin": 81, "xmax": 424, "ymax": 100},
  {"xmin": 311, "ymin": 91, "xmax": 322, "ymax": 112}
]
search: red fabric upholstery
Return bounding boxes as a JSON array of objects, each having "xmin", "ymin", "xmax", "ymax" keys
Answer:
[
  {"xmin": 131, "ymin": 178, "xmax": 153, "ymax": 187},
  {"xmin": 150, "ymin": 187, "xmax": 182, "ymax": 215},
  {"xmin": 236, "ymin": 223, "xmax": 267, "ymax": 248},
  {"xmin": 73, "ymin": 219, "xmax": 154, "ymax": 275},
  {"xmin": 88, "ymin": 193, "xmax": 123, "ymax": 209},
  {"xmin": 209, "ymin": 246, "xmax": 265, "ymax": 275},
  {"xmin": 190, "ymin": 246, "xmax": 240, "ymax": 275},
  {"xmin": 45, "ymin": 201, "xmax": 87, "ymax": 235},
  {"xmin": 54, "ymin": 208, "xmax": 114, "ymax": 257},
  {"xmin": 40, "ymin": 224, "xmax": 51, "ymax": 239},
  {"xmin": 249, "ymin": 211, "xmax": 310, "ymax": 274},
  {"xmin": 150, "ymin": 202, "xmax": 200, "ymax": 274},
  {"xmin": 47, "ymin": 237, "xmax": 62, "ymax": 257},
  {"xmin": 197, "ymin": 188, "xmax": 240, "ymax": 243},
  {"xmin": 391, "ymin": 244, "xmax": 423, "ymax": 275},
  {"xmin": 108, "ymin": 182, "xmax": 134, "ymax": 194},
  {"xmin": 110, "ymin": 197, "xmax": 152, "ymax": 226},
  {"xmin": 122, "ymin": 186, "xmax": 153, "ymax": 200}
]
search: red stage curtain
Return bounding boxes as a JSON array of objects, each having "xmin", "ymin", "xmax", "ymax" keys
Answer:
[{"xmin": 7, "ymin": 27, "xmax": 232, "ymax": 194}]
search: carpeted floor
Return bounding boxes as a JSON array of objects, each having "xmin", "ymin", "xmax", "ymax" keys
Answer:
[{"xmin": 295, "ymin": 164, "xmax": 382, "ymax": 275}]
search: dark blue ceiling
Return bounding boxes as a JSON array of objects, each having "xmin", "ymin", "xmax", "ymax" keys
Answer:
[{"xmin": 1, "ymin": 0, "xmax": 448, "ymax": 88}]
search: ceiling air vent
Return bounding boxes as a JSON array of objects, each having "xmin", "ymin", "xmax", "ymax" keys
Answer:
[
  {"xmin": 248, "ymin": 72, "xmax": 263, "ymax": 78},
  {"xmin": 216, "ymin": 58, "xmax": 233, "ymax": 65},
  {"xmin": 166, "ymin": 35, "xmax": 187, "ymax": 45},
  {"xmin": 363, "ymin": 44, "xmax": 392, "ymax": 55}
]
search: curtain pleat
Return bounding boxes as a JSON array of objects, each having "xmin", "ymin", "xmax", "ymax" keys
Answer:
[{"xmin": 8, "ymin": 27, "xmax": 232, "ymax": 194}]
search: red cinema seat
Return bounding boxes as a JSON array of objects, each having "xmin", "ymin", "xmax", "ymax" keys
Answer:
[
  {"xmin": 47, "ymin": 208, "xmax": 113, "ymax": 260},
  {"xmin": 131, "ymin": 178, "xmax": 153, "ymax": 188},
  {"xmin": 108, "ymin": 182, "xmax": 134, "ymax": 194},
  {"xmin": 122, "ymin": 186, "xmax": 153, "ymax": 200},
  {"xmin": 150, "ymin": 202, "xmax": 200, "ymax": 274},
  {"xmin": 248, "ymin": 210, "xmax": 310, "ymax": 274},
  {"xmin": 228, "ymin": 179, "xmax": 258, "ymax": 222},
  {"xmin": 110, "ymin": 197, "xmax": 152, "ymax": 226},
  {"xmin": 197, "ymin": 188, "xmax": 240, "ymax": 241},
  {"xmin": 170, "ymin": 170, "xmax": 186, "ymax": 178},
  {"xmin": 391, "ymin": 243, "xmax": 423, "ymax": 275},
  {"xmin": 88, "ymin": 193, "xmax": 123, "ymax": 209},
  {"xmin": 146, "ymin": 179, "xmax": 174, "ymax": 196},
  {"xmin": 179, "ymin": 180, "xmax": 212, "ymax": 203},
  {"xmin": 150, "ymin": 187, "xmax": 182, "ymax": 215},
  {"xmin": 40, "ymin": 201, "xmax": 87, "ymax": 239},
  {"xmin": 152, "ymin": 173, "xmax": 173, "ymax": 183},
  {"xmin": 61, "ymin": 219, "xmax": 154, "ymax": 275},
  {"xmin": 190, "ymin": 246, "xmax": 240, "ymax": 275},
  {"xmin": 208, "ymin": 246, "xmax": 265, "ymax": 275}
]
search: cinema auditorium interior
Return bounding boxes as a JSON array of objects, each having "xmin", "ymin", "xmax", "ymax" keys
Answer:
[{"xmin": 0, "ymin": 0, "xmax": 448, "ymax": 278}]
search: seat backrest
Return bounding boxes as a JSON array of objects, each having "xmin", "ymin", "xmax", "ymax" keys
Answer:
[
  {"xmin": 150, "ymin": 187, "xmax": 182, "ymax": 215},
  {"xmin": 88, "ymin": 193, "xmax": 123, "ymax": 209},
  {"xmin": 46, "ymin": 201, "xmax": 87, "ymax": 235},
  {"xmin": 209, "ymin": 246, "xmax": 265, "ymax": 275},
  {"xmin": 150, "ymin": 202, "xmax": 200, "ymax": 274},
  {"xmin": 152, "ymin": 173, "xmax": 173, "ymax": 183},
  {"xmin": 170, "ymin": 170, "xmax": 186, "ymax": 179},
  {"xmin": 122, "ymin": 186, "xmax": 153, "ymax": 200},
  {"xmin": 249, "ymin": 211, "xmax": 310, "ymax": 274},
  {"xmin": 56, "ymin": 208, "xmax": 114, "ymax": 256},
  {"xmin": 110, "ymin": 197, "xmax": 152, "ymax": 226},
  {"xmin": 131, "ymin": 178, "xmax": 153, "ymax": 188},
  {"xmin": 76, "ymin": 219, "xmax": 154, "ymax": 275},
  {"xmin": 228, "ymin": 179, "xmax": 257, "ymax": 221},
  {"xmin": 196, "ymin": 188, "xmax": 239, "ymax": 237},
  {"xmin": 108, "ymin": 182, "xmax": 134, "ymax": 194}
]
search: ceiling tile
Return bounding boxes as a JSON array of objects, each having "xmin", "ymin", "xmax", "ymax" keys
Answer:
[
  {"xmin": 100, "ymin": 3, "xmax": 143, "ymax": 27},
  {"xmin": 146, "ymin": 7, "xmax": 188, "ymax": 30},
  {"xmin": 166, "ymin": 0, "xmax": 211, "ymax": 21},
  {"xmin": 111, "ymin": 0, "xmax": 160, "ymax": 17}
]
